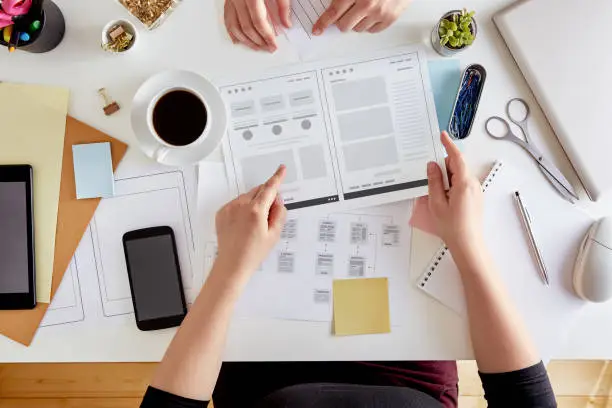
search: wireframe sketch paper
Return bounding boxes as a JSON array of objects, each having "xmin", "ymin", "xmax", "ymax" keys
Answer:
[
  {"xmin": 217, "ymin": 45, "xmax": 447, "ymax": 212},
  {"xmin": 92, "ymin": 171, "xmax": 196, "ymax": 317},
  {"xmin": 41, "ymin": 259, "xmax": 84, "ymax": 327},
  {"xmin": 37, "ymin": 161, "xmax": 198, "ymax": 328},
  {"xmin": 196, "ymin": 162, "xmax": 413, "ymax": 325}
]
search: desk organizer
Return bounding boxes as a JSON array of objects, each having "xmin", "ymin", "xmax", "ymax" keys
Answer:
[
  {"xmin": 0, "ymin": 0, "xmax": 65, "ymax": 53},
  {"xmin": 448, "ymin": 64, "xmax": 487, "ymax": 140}
]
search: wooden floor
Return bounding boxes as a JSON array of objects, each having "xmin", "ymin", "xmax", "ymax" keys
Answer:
[{"xmin": 0, "ymin": 361, "xmax": 611, "ymax": 407}]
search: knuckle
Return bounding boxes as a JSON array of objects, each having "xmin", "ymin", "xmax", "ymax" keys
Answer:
[
  {"xmin": 244, "ymin": 27, "xmax": 258, "ymax": 37},
  {"xmin": 327, "ymin": 4, "xmax": 340, "ymax": 17},
  {"xmin": 379, "ymin": 10, "xmax": 394, "ymax": 20},
  {"xmin": 252, "ymin": 16, "xmax": 266, "ymax": 29},
  {"xmin": 361, "ymin": 0, "xmax": 376, "ymax": 9},
  {"xmin": 248, "ymin": 205, "xmax": 260, "ymax": 217},
  {"xmin": 337, "ymin": 21, "xmax": 350, "ymax": 32}
]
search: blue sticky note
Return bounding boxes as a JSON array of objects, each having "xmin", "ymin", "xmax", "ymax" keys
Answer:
[
  {"xmin": 72, "ymin": 142, "xmax": 115, "ymax": 199},
  {"xmin": 428, "ymin": 59, "xmax": 462, "ymax": 132}
]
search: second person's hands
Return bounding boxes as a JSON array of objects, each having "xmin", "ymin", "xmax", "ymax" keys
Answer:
[
  {"xmin": 313, "ymin": 0, "xmax": 411, "ymax": 35},
  {"xmin": 224, "ymin": 0, "xmax": 291, "ymax": 52}
]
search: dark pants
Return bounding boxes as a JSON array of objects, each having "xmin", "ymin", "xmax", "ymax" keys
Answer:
[{"xmin": 213, "ymin": 361, "xmax": 459, "ymax": 408}]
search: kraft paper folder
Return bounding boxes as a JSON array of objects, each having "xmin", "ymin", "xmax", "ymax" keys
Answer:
[{"xmin": 0, "ymin": 117, "xmax": 128, "ymax": 346}]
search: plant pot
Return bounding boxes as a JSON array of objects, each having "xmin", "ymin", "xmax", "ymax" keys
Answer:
[{"xmin": 431, "ymin": 10, "xmax": 477, "ymax": 57}]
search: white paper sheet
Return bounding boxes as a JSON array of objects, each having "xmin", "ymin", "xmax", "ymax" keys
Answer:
[
  {"xmin": 195, "ymin": 162, "xmax": 413, "ymax": 324},
  {"xmin": 92, "ymin": 171, "xmax": 196, "ymax": 317},
  {"xmin": 41, "ymin": 259, "xmax": 84, "ymax": 327},
  {"xmin": 285, "ymin": 0, "xmax": 341, "ymax": 58},
  {"xmin": 216, "ymin": 45, "xmax": 447, "ymax": 213},
  {"xmin": 38, "ymin": 157, "xmax": 198, "ymax": 328}
]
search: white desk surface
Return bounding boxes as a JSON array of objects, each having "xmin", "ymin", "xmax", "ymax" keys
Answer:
[{"xmin": 1, "ymin": 0, "xmax": 611, "ymax": 362}]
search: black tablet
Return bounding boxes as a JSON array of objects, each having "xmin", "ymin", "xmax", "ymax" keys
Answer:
[{"xmin": 0, "ymin": 165, "xmax": 36, "ymax": 309}]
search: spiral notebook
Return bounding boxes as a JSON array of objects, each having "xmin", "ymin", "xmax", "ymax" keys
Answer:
[{"xmin": 417, "ymin": 161, "xmax": 594, "ymax": 359}]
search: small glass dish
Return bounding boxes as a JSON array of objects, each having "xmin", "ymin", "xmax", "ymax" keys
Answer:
[{"xmin": 116, "ymin": 0, "xmax": 182, "ymax": 30}]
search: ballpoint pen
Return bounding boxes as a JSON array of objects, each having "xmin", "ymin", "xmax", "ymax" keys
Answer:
[{"xmin": 513, "ymin": 191, "xmax": 550, "ymax": 286}]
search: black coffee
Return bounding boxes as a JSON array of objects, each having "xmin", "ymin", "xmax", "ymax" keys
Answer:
[{"xmin": 152, "ymin": 90, "xmax": 207, "ymax": 146}]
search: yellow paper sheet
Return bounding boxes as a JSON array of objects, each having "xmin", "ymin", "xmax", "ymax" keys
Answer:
[
  {"xmin": 0, "ymin": 83, "xmax": 69, "ymax": 302},
  {"xmin": 332, "ymin": 278, "xmax": 391, "ymax": 336}
]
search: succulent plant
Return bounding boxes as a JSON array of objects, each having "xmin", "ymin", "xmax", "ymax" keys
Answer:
[{"xmin": 439, "ymin": 9, "xmax": 476, "ymax": 48}]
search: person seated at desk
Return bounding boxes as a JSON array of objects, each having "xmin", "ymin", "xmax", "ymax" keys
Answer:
[
  {"xmin": 224, "ymin": 0, "xmax": 412, "ymax": 52},
  {"xmin": 140, "ymin": 132, "xmax": 557, "ymax": 408}
]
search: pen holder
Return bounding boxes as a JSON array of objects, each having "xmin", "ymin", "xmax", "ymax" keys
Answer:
[{"xmin": 0, "ymin": 0, "xmax": 66, "ymax": 53}]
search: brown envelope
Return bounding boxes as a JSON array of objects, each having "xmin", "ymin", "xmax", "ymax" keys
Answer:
[{"xmin": 0, "ymin": 117, "xmax": 128, "ymax": 346}]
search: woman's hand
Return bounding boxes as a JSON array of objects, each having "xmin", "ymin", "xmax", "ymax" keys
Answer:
[
  {"xmin": 426, "ymin": 132, "xmax": 484, "ymax": 250},
  {"xmin": 214, "ymin": 165, "xmax": 287, "ymax": 281},
  {"xmin": 224, "ymin": 0, "xmax": 291, "ymax": 52},
  {"xmin": 313, "ymin": 0, "xmax": 411, "ymax": 35}
]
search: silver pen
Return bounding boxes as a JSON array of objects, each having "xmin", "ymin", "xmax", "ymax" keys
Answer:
[{"xmin": 513, "ymin": 191, "xmax": 550, "ymax": 286}]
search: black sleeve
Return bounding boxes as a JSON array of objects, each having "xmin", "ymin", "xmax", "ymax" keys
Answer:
[
  {"xmin": 479, "ymin": 361, "xmax": 557, "ymax": 408},
  {"xmin": 140, "ymin": 386, "xmax": 209, "ymax": 408}
]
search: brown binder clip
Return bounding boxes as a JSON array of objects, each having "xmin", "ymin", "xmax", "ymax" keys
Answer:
[{"xmin": 98, "ymin": 88, "xmax": 121, "ymax": 116}]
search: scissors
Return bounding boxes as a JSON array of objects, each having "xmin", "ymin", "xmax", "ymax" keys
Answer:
[{"xmin": 485, "ymin": 98, "xmax": 579, "ymax": 203}]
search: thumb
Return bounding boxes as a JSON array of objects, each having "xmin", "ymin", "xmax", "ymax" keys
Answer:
[
  {"xmin": 427, "ymin": 161, "xmax": 448, "ymax": 213},
  {"xmin": 277, "ymin": 0, "xmax": 292, "ymax": 28}
]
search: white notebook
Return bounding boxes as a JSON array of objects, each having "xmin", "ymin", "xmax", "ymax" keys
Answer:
[{"xmin": 417, "ymin": 161, "xmax": 594, "ymax": 359}]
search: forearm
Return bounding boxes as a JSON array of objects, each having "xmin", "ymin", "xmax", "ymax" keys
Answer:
[
  {"xmin": 450, "ymin": 237, "xmax": 540, "ymax": 373},
  {"xmin": 151, "ymin": 259, "xmax": 248, "ymax": 401}
]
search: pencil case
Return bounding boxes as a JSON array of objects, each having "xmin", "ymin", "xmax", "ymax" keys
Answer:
[{"xmin": 448, "ymin": 64, "xmax": 487, "ymax": 140}]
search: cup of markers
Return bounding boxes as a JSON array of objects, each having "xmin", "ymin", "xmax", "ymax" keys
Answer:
[{"xmin": 0, "ymin": 0, "xmax": 65, "ymax": 53}]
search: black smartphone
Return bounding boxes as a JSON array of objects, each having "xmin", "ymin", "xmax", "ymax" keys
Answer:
[
  {"xmin": 122, "ymin": 226, "xmax": 187, "ymax": 331},
  {"xmin": 0, "ymin": 165, "xmax": 36, "ymax": 310}
]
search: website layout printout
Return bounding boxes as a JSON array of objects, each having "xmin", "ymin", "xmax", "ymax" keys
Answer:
[{"xmin": 218, "ymin": 46, "xmax": 448, "ymax": 211}]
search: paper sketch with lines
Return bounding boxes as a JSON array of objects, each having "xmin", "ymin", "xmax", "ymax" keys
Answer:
[
  {"xmin": 286, "ymin": 0, "xmax": 340, "ymax": 57},
  {"xmin": 92, "ymin": 171, "xmax": 196, "ymax": 317},
  {"xmin": 41, "ymin": 260, "xmax": 84, "ymax": 327},
  {"xmin": 38, "ymin": 158, "xmax": 198, "ymax": 329}
]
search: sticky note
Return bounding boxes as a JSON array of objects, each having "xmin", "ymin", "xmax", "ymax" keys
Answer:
[
  {"xmin": 72, "ymin": 142, "xmax": 115, "ymax": 199},
  {"xmin": 333, "ymin": 278, "xmax": 391, "ymax": 336},
  {"xmin": 428, "ymin": 59, "xmax": 462, "ymax": 132}
]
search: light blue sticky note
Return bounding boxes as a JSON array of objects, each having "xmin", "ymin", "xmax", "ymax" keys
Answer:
[
  {"xmin": 72, "ymin": 142, "xmax": 115, "ymax": 199},
  {"xmin": 428, "ymin": 59, "xmax": 462, "ymax": 132}
]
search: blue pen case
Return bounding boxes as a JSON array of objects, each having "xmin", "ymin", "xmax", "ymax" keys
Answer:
[{"xmin": 448, "ymin": 64, "xmax": 487, "ymax": 140}]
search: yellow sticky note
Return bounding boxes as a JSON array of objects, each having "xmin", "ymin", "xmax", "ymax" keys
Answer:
[
  {"xmin": 333, "ymin": 278, "xmax": 391, "ymax": 336},
  {"xmin": 0, "ymin": 83, "xmax": 69, "ymax": 303}
]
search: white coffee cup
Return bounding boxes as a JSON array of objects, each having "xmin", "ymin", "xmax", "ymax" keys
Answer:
[{"xmin": 132, "ymin": 71, "xmax": 227, "ymax": 166}]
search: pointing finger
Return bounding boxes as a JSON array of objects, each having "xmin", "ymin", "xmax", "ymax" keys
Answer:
[{"xmin": 253, "ymin": 165, "xmax": 287, "ymax": 208}]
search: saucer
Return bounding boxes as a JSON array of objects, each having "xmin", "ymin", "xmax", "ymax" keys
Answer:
[{"xmin": 131, "ymin": 70, "xmax": 227, "ymax": 166}]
